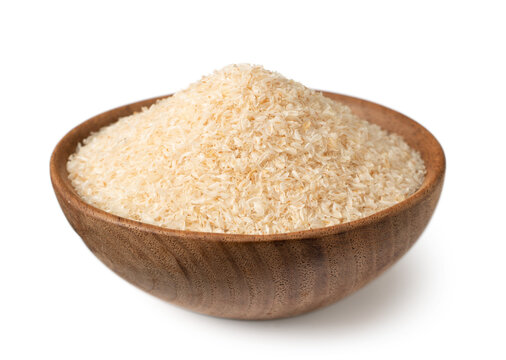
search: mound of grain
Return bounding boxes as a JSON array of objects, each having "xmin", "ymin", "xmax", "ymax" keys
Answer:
[{"xmin": 67, "ymin": 64, "xmax": 425, "ymax": 235}]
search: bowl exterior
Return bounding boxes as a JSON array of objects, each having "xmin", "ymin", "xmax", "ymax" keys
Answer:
[{"xmin": 51, "ymin": 92, "xmax": 445, "ymax": 319}]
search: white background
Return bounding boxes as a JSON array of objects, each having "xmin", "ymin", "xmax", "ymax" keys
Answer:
[{"xmin": 1, "ymin": 1, "xmax": 505, "ymax": 359}]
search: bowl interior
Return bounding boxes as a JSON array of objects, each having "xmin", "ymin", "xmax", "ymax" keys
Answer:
[{"xmin": 50, "ymin": 92, "xmax": 445, "ymax": 241}]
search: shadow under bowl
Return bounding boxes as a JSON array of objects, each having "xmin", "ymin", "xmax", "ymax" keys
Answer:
[{"xmin": 50, "ymin": 91, "xmax": 445, "ymax": 320}]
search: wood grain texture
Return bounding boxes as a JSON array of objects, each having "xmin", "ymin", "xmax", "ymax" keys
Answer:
[{"xmin": 50, "ymin": 92, "xmax": 445, "ymax": 320}]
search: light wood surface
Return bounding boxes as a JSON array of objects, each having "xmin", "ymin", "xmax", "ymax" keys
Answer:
[{"xmin": 50, "ymin": 92, "xmax": 445, "ymax": 319}]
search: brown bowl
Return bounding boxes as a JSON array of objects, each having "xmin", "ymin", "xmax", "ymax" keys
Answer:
[{"xmin": 50, "ymin": 91, "xmax": 445, "ymax": 320}]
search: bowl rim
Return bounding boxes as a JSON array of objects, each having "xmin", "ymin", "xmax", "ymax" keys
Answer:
[{"xmin": 50, "ymin": 91, "xmax": 445, "ymax": 242}]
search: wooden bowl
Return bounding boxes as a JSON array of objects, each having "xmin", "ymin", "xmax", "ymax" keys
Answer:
[{"xmin": 50, "ymin": 92, "xmax": 445, "ymax": 320}]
